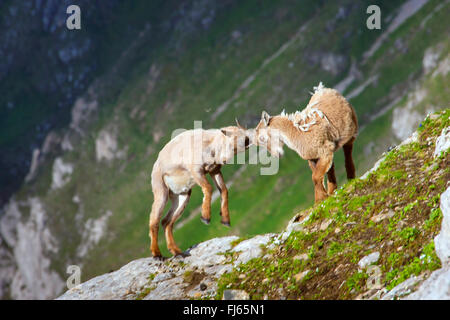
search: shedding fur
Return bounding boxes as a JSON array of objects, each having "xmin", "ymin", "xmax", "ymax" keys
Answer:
[
  {"xmin": 280, "ymin": 82, "xmax": 336, "ymax": 132},
  {"xmin": 280, "ymin": 100, "xmax": 330, "ymax": 132}
]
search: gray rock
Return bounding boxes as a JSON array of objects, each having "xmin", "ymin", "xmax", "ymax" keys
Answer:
[
  {"xmin": 70, "ymin": 97, "xmax": 98, "ymax": 133},
  {"xmin": 0, "ymin": 238, "xmax": 15, "ymax": 298},
  {"xmin": 10, "ymin": 198, "xmax": 63, "ymax": 299},
  {"xmin": 0, "ymin": 197, "xmax": 65, "ymax": 299},
  {"xmin": 423, "ymin": 45, "xmax": 443, "ymax": 74},
  {"xmin": 41, "ymin": 131, "xmax": 62, "ymax": 155},
  {"xmin": 371, "ymin": 210, "xmax": 395, "ymax": 223},
  {"xmin": 382, "ymin": 275, "xmax": 424, "ymax": 300},
  {"xmin": 185, "ymin": 236, "xmax": 238, "ymax": 268},
  {"xmin": 58, "ymin": 235, "xmax": 241, "ymax": 300},
  {"xmin": 0, "ymin": 199, "xmax": 21, "ymax": 247},
  {"xmin": 144, "ymin": 276, "xmax": 187, "ymax": 300},
  {"xmin": 24, "ymin": 149, "xmax": 41, "ymax": 183},
  {"xmin": 431, "ymin": 55, "xmax": 450, "ymax": 78},
  {"xmin": 223, "ymin": 289, "xmax": 249, "ymax": 300},
  {"xmin": 95, "ymin": 128, "xmax": 127, "ymax": 162},
  {"xmin": 319, "ymin": 219, "xmax": 333, "ymax": 231},
  {"xmin": 232, "ymin": 234, "xmax": 275, "ymax": 265},
  {"xmin": 286, "ymin": 221, "xmax": 305, "ymax": 234},
  {"xmin": 433, "ymin": 126, "xmax": 450, "ymax": 158},
  {"xmin": 203, "ymin": 263, "xmax": 233, "ymax": 277},
  {"xmin": 368, "ymin": 288, "xmax": 388, "ymax": 300},
  {"xmin": 434, "ymin": 186, "xmax": 450, "ymax": 264},
  {"xmin": 405, "ymin": 266, "xmax": 450, "ymax": 299},
  {"xmin": 358, "ymin": 252, "xmax": 380, "ymax": 269},
  {"xmin": 152, "ymin": 272, "xmax": 174, "ymax": 283},
  {"xmin": 279, "ymin": 213, "xmax": 311, "ymax": 242},
  {"xmin": 398, "ymin": 130, "xmax": 419, "ymax": 148},
  {"xmin": 76, "ymin": 210, "xmax": 113, "ymax": 258},
  {"xmin": 186, "ymin": 278, "xmax": 216, "ymax": 299},
  {"xmin": 51, "ymin": 157, "xmax": 74, "ymax": 190},
  {"xmin": 58, "ymin": 258, "xmax": 162, "ymax": 300}
]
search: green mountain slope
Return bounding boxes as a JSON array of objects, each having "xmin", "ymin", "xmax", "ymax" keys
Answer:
[
  {"xmin": 215, "ymin": 109, "xmax": 449, "ymax": 300},
  {"xmin": 0, "ymin": 0, "xmax": 449, "ymax": 299}
]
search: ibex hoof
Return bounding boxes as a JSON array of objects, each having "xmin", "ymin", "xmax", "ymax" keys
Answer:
[
  {"xmin": 151, "ymin": 252, "xmax": 164, "ymax": 260},
  {"xmin": 201, "ymin": 217, "xmax": 210, "ymax": 225},
  {"xmin": 221, "ymin": 220, "xmax": 231, "ymax": 227},
  {"xmin": 153, "ymin": 255, "xmax": 166, "ymax": 261}
]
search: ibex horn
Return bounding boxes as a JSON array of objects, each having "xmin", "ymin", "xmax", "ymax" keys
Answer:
[{"xmin": 235, "ymin": 118, "xmax": 246, "ymax": 130}]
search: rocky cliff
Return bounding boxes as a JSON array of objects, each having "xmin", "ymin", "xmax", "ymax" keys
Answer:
[
  {"xmin": 0, "ymin": 0, "xmax": 125, "ymax": 206},
  {"xmin": 58, "ymin": 111, "xmax": 449, "ymax": 300}
]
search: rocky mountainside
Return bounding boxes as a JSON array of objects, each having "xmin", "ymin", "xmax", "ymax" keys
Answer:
[
  {"xmin": 1, "ymin": 0, "xmax": 449, "ymax": 299},
  {"xmin": 58, "ymin": 111, "xmax": 449, "ymax": 300},
  {"xmin": 0, "ymin": 0, "xmax": 224, "ymax": 205},
  {"xmin": 0, "ymin": 0, "xmax": 121, "ymax": 205}
]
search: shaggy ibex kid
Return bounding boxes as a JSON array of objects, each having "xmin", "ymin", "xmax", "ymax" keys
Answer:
[
  {"xmin": 149, "ymin": 124, "xmax": 251, "ymax": 257},
  {"xmin": 253, "ymin": 83, "xmax": 358, "ymax": 203}
]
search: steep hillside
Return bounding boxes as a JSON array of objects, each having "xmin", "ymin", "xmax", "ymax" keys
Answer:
[
  {"xmin": 214, "ymin": 110, "xmax": 449, "ymax": 300},
  {"xmin": 58, "ymin": 110, "xmax": 450, "ymax": 300},
  {"xmin": 0, "ymin": 0, "xmax": 449, "ymax": 299}
]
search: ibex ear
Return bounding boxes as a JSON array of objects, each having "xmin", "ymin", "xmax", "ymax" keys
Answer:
[{"xmin": 261, "ymin": 110, "xmax": 271, "ymax": 126}]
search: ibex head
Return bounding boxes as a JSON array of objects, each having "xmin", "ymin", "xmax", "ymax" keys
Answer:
[
  {"xmin": 253, "ymin": 110, "xmax": 284, "ymax": 158},
  {"xmin": 220, "ymin": 122, "xmax": 253, "ymax": 154}
]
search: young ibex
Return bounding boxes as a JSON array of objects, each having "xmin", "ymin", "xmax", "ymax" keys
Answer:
[
  {"xmin": 149, "ymin": 124, "xmax": 252, "ymax": 257},
  {"xmin": 253, "ymin": 82, "xmax": 358, "ymax": 203}
]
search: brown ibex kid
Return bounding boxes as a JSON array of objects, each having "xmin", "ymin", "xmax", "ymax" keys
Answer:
[{"xmin": 253, "ymin": 82, "xmax": 358, "ymax": 203}]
